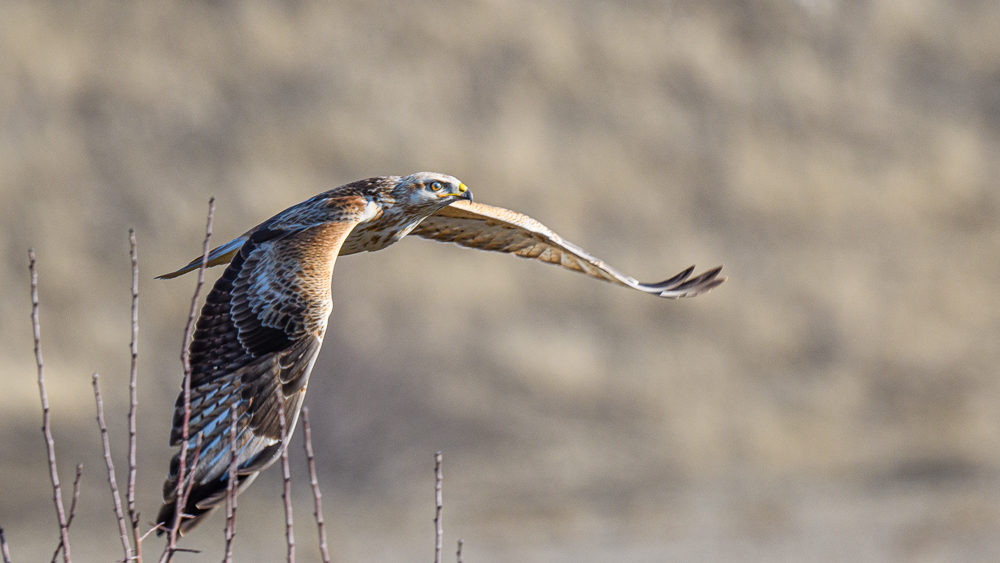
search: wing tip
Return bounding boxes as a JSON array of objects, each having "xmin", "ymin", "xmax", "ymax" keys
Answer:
[
  {"xmin": 644, "ymin": 264, "xmax": 726, "ymax": 299},
  {"xmin": 155, "ymin": 262, "xmax": 201, "ymax": 280},
  {"xmin": 156, "ymin": 245, "xmax": 244, "ymax": 281}
]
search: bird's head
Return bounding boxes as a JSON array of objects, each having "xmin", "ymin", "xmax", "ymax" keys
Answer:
[
  {"xmin": 350, "ymin": 172, "xmax": 473, "ymax": 249},
  {"xmin": 392, "ymin": 172, "xmax": 472, "ymax": 209}
]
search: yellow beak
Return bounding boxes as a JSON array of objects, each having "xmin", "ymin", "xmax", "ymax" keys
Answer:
[{"xmin": 441, "ymin": 182, "xmax": 472, "ymax": 201}]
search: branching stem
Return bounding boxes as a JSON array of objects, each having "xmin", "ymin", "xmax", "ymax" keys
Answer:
[{"xmin": 30, "ymin": 249, "xmax": 72, "ymax": 563}]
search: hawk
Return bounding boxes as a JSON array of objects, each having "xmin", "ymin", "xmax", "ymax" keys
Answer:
[{"xmin": 155, "ymin": 172, "xmax": 724, "ymax": 534}]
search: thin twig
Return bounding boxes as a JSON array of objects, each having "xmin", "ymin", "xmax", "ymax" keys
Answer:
[
  {"xmin": 30, "ymin": 249, "xmax": 72, "ymax": 563},
  {"xmin": 159, "ymin": 432, "xmax": 203, "ymax": 563},
  {"xmin": 222, "ymin": 409, "xmax": 238, "ymax": 563},
  {"xmin": 278, "ymin": 396, "xmax": 295, "ymax": 563},
  {"xmin": 48, "ymin": 540, "xmax": 61, "ymax": 563},
  {"xmin": 68, "ymin": 464, "xmax": 83, "ymax": 528},
  {"xmin": 127, "ymin": 229, "xmax": 142, "ymax": 560},
  {"xmin": 457, "ymin": 539, "xmax": 463, "ymax": 563},
  {"xmin": 1, "ymin": 526, "xmax": 12, "ymax": 563},
  {"xmin": 50, "ymin": 465, "xmax": 82, "ymax": 563},
  {"xmin": 140, "ymin": 525, "xmax": 164, "ymax": 543},
  {"xmin": 301, "ymin": 408, "xmax": 330, "ymax": 563},
  {"xmin": 180, "ymin": 434, "xmax": 204, "ymax": 514},
  {"xmin": 434, "ymin": 452, "xmax": 443, "ymax": 563},
  {"xmin": 162, "ymin": 198, "xmax": 215, "ymax": 563},
  {"xmin": 93, "ymin": 374, "xmax": 132, "ymax": 561}
]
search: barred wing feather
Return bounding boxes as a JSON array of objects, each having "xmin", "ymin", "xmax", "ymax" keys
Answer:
[
  {"xmin": 409, "ymin": 200, "xmax": 725, "ymax": 298},
  {"xmin": 157, "ymin": 220, "xmax": 358, "ymax": 535}
]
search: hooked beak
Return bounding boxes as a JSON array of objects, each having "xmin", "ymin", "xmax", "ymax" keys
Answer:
[{"xmin": 446, "ymin": 182, "xmax": 472, "ymax": 202}]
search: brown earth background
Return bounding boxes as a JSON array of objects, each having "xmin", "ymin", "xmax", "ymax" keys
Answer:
[{"xmin": 2, "ymin": 1, "xmax": 1000, "ymax": 561}]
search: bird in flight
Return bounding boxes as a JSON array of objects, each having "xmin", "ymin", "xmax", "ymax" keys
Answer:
[{"xmin": 155, "ymin": 172, "xmax": 725, "ymax": 535}]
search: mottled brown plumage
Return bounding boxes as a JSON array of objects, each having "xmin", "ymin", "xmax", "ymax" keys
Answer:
[
  {"xmin": 156, "ymin": 172, "xmax": 724, "ymax": 535},
  {"xmin": 156, "ymin": 173, "xmax": 460, "ymax": 534}
]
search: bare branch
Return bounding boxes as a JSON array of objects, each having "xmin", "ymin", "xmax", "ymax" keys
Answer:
[
  {"xmin": 140, "ymin": 525, "xmax": 164, "ymax": 543},
  {"xmin": 434, "ymin": 452, "xmax": 443, "ymax": 563},
  {"xmin": 49, "ymin": 465, "xmax": 83, "ymax": 563},
  {"xmin": 1, "ymin": 526, "xmax": 12, "ymax": 563},
  {"xmin": 92, "ymin": 373, "xmax": 133, "ymax": 561},
  {"xmin": 180, "ymin": 434, "xmax": 204, "ymax": 515},
  {"xmin": 457, "ymin": 539, "xmax": 463, "ymax": 563},
  {"xmin": 162, "ymin": 198, "xmax": 215, "ymax": 563},
  {"xmin": 68, "ymin": 464, "xmax": 82, "ymax": 528},
  {"xmin": 301, "ymin": 408, "xmax": 330, "ymax": 563},
  {"xmin": 127, "ymin": 229, "xmax": 141, "ymax": 558},
  {"xmin": 277, "ymin": 396, "xmax": 295, "ymax": 563},
  {"xmin": 303, "ymin": 412, "xmax": 329, "ymax": 558},
  {"xmin": 223, "ymin": 409, "xmax": 238, "ymax": 563},
  {"xmin": 30, "ymin": 249, "xmax": 72, "ymax": 563}
]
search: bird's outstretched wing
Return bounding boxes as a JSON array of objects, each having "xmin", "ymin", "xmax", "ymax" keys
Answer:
[
  {"xmin": 408, "ymin": 200, "xmax": 725, "ymax": 298},
  {"xmin": 165, "ymin": 200, "xmax": 725, "ymax": 299},
  {"xmin": 157, "ymin": 218, "xmax": 360, "ymax": 536}
]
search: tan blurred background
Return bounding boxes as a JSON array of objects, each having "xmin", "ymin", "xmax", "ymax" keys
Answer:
[{"xmin": 2, "ymin": 0, "xmax": 1000, "ymax": 561}]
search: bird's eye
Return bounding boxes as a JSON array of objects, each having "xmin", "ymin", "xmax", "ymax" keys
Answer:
[{"xmin": 430, "ymin": 181, "xmax": 443, "ymax": 192}]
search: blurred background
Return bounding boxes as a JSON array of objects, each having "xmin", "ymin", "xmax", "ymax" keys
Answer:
[{"xmin": 2, "ymin": 0, "xmax": 999, "ymax": 561}]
